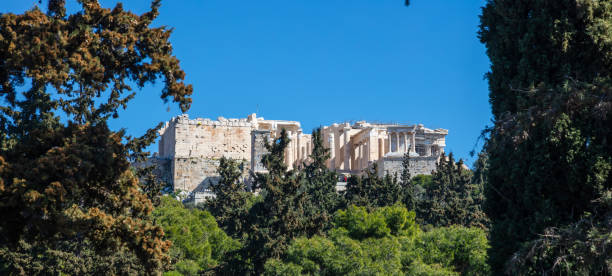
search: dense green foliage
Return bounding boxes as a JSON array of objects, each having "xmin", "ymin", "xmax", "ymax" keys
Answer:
[
  {"xmin": 300, "ymin": 128, "xmax": 341, "ymax": 234},
  {"xmin": 8, "ymin": 1, "xmax": 610, "ymax": 275},
  {"xmin": 479, "ymin": 1, "xmax": 611, "ymax": 119},
  {"xmin": 506, "ymin": 209, "xmax": 611, "ymax": 275},
  {"xmin": 203, "ymin": 157, "xmax": 252, "ymax": 238},
  {"xmin": 0, "ymin": 0, "xmax": 193, "ymax": 274},
  {"xmin": 344, "ymin": 151, "xmax": 489, "ymax": 231},
  {"xmin": 152, "ymin": 196, "xmax": 238, "ymax": 275},
  {"xmin": 201, "ymin": 129, "xmax": 492, "ymax": 275},
  {"xmin": 264, "ymin": 205, "xmax": 489, "ymax": 275},
  {"xmin": 479, "ymin": 0, "xmax": 612, "ymax": 273},
  {"xmin": 0, "ymin": 123, "xmax": 170, "ymax": 275},
  {"xmin": 344, "ymin": 164, "xmax": 402, "ymax": 208},
  {"xmin": 419, "ymin": 153, "xmax": 488, "ymax": 229},
  {"xmin": 216, "ymin": 129, "xmax": 337, "ymax": 275}
]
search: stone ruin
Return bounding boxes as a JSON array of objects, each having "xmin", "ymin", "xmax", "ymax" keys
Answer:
[
  {"xmin": 321, "ymin": 121, "xmax": 448, "ymax": 178},
  {"xmin": 149, "ymin": 113, "xmax": 448, "ymax": 195}
]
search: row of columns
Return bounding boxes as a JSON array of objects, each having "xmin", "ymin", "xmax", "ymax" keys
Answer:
[
  {"xmin": 324, "ymin": 127, "xmax": 444, "ymax": 173},
  {"xmin": 286, "ymin": 131, "xmax": 294, "ymax": 169},
  {"xmin": 286, "ymin": 130, "xmax": 312, "ymax": 169},
  {"xmin": 353, "ymin": 140, "xmax": 369, "ymax": 171},
  {"xmin": 387, "ymin": 131, "xmax": 416, "ymax": 154}
]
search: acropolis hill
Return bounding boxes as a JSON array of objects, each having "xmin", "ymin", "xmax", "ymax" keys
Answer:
[{"xmin": 151, "ymin": 114, "xmax": 448, "ymax": 194}]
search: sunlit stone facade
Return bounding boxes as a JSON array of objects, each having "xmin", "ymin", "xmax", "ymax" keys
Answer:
[
  {"xmin": 320, "ymin": 121, "xmax": 447, "ymax": 177},
  {"xmin": 153, "ymin": 114, "xmax": 447, "ymax": 193}
]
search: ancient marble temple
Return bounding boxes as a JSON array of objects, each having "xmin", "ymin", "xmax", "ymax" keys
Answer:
[
  {"xmin": 152, "ymin": 114, "xmax": 447, "ymax": 193},
  {"xmin": 321, "ymin": 121, "xmax": 448, "ymax": 177}
]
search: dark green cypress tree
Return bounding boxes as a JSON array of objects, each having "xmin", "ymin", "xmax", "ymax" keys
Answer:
[
  {"xmin": 420, "ymin": 153, "xmax": 488, "ymax": 229},
  {"xmin": 301, "ymin": 128, "xmax": 340, "ymax": 235},
  {"xmin": 344, "ymin": 164, "xmax": 401, "ymax": 208},
  {"xmin": 468, "ymin": 151, "xmax": 490, "ymax": 230},
  {"xmin": 230, "ymin": 129, "xmax": 310, "ymax": 275},
  {"xmin": 421, "ymin": 153, "xmax": 452, "ymax": 227},
  {"xmin": 479, "ymin": 1, "xmax": 612, "ymax": 273},
  {"xmin": 400, "ymin": 153, "xmax": 416, "ymax": 211},
  {"xmin": 344, "ymin": 173, "xmax": 369, "ymax": 207},
  {"xmin": 203, "ymin": 157, "xmax": 251, "ymax": 239}
]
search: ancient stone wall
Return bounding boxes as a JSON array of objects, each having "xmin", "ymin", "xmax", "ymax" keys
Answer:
[
  {"xmin": 322, "ymin": 121, "xmax": 448, "ymax": 175},
  {"xmin": 158, "ymin": 121, "xmax": 176, "ymax": 158},
  {"xmin": 172, "ymin": 157, "xmax": 250, "ymax": 192},
  {"xmin": 377, "ymin": 155, "xmax": 439, "ymax": 178},
  {"xmin": 163, "ymin": 114, "xmax": 255, "ymax": 160},
  {"xmin": 251, "ymin": 130, "xmax": 271, "ymax": 173},
  {"xmin": 153, "ymin": 113, "xmax": 448, "ymax": 195},
  {"xmin": 156, "ymin": 114, "xmax": 311, "ymax": 193}
]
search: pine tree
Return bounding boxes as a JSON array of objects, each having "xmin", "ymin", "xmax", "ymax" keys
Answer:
[{"xmin": 0, "ymin": 1, "xmax": 193, "ymax": 274}]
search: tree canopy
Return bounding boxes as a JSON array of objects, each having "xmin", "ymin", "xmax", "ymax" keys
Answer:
[
  {"xmin": 479, "ymin": 0, "xmax": 612, "ymax": 273},
  {"xmin": 0, "ymin": 1, "xmax": 193, "ymax": 274},
  {"xmin": 202, "ymin": 157, "xmax": 252, "ymax": 239},
  {"xmin": 264, "ymin": 205, "xmax": 489, "ymax": 276},
  {"xmin": 152, "ymin": 196, "xmax": 239, "ymax": 275}
]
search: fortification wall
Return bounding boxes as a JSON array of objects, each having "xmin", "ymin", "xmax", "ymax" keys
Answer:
[
  {"xmin": 157, "ymin": 114, "xmax": 260, "ymax": 192},
  {"xmin": 153, "ymin": 113, "xmax": 446, "ymax": 195},
  {"xmin": 170, "ymin": 115, "xmax": 256, "ymax": 160},
  {"xmin": 158, "ymin": 121, "xmax": 176, "ymax": 158},
  {"xmin": 172, "ymin": 157, "xmax": 250, "ymax": 193},
  {"xmin": 377, "ymin": 155, "xmax": 439, "ymax": 178},
  {"xmin": 251, "ymin": 130, "xmax": 271, "ymax": 173}
]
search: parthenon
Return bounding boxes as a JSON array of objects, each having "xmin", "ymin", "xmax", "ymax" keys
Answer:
[{"xmin": 151, "ymin": 114, "xmax": 448, "ymax": 193}]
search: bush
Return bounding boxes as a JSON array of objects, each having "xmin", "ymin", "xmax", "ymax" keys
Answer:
[{"xmin": 412, "ymin": 226, "xmax": 490, "ymax": 275}]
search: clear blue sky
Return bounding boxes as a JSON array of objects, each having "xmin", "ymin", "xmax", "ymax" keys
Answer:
[{"xmin": 4, "ymin": 0, "xmax": 491, "ymax": 165}]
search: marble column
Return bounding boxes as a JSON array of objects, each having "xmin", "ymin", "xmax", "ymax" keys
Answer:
[
  {"xmin": 365, "ymin": 140, "xmax": 369, "ymax": 167},
  {"xmin": 387, "ymin": 132, "xmax": 392, "ymax": 154},
  {"xmin": 395, "ymin": 132, "xmax": 400, "ymax": 153},
  {"xmin": 287, "ymin": 131, "xmax": 294, "ymax": 169},
  {"xmin": 343, "ymin": 128, "xmax": 351, "ymax": 171},
  {"xmin": 411, "ymin": 132, "xmax": 416, "ymax": 153},
  {"xmin": 403, "ymin": 132, "xmax": 408, "ymax": 153},
  {"xmin": 329, "ymin": 133, "xmax": 335, "ymax": 167},
  {"xmin": 356, "ymin": 143, "xmax": 361, "ymax": 170},
  {"xmin": 295, "ymin": 135, "xmax": 302, "ymax": 161},
  {"xmin": 378, "ymin": 138, "xmax": 383, "ymax": 159}
]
